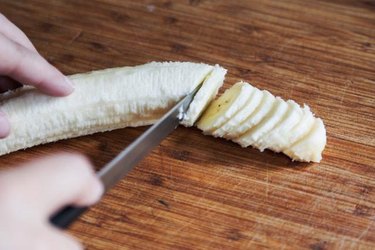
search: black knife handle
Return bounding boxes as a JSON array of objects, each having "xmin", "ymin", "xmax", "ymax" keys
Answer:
[{"xmin": 50, "ymin": 205, "xmax": 88, "ymax": 229}]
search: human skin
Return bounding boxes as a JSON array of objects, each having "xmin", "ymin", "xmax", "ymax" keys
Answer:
[
  {"xmin": 0, "ymin": 154, "xmax": 103, "ymax": 249},
  {"xmin": 0, "ymin": 13, "xmax": 74, "ymax": 137},
  {"xmin": 0, "ymin": 14, "xmax": 103, "ymax": 250}
]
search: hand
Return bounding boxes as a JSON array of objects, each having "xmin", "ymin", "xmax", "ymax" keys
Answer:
[
  {"xmin": 0, "ymin": 13, "xmax": 74, "ymax": 138},
  {"xmin": 0, "ymin": 153, "xmax": 103, "ymax": 250}
]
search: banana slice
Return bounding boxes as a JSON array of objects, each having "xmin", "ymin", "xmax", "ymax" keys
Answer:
[
  {"xmin": 225, "ymin": 90, "xmax": 275, "ymax": 139},
  {"xmin": 283, "ymin": 118, "xmax": 326, "ymax": 162},
  {"xmin": 197, "ymin": 81, "xmax": 326, "ymax": 162},
  {"xmin": 235, "ymin": 97, "xmax": 289, "ymax": 148},
  {"xmin": 182, "ymin": 65, "xmax": 227, "ymax": 127},
  {"xmin": 196, "ymin": 82, "xmax": 253, "ymax": 134},
  {"xmin": 279, "ymin": 105, "xmax": 315, "ymax": 151},
  {"xmin": 212, "ymin": 87, "xmax": 263, "ymax": 138},
  {"xmin": 254, "ymin": 100, "xmax": 303, "ymax": 152},
  {"xmin": 0, "ymin": 62, "xmax": 225, "ymax": 156}
]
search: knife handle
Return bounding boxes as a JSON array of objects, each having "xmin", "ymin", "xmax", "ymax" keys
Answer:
[{"xmin": 49, "ymin": 205, "xmax": 88, "ymax": 229}]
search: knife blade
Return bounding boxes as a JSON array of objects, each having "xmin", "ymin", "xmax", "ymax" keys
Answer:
[{"xmin": 49, "ymin": 83, "xmax": 202, "ymax": 229}]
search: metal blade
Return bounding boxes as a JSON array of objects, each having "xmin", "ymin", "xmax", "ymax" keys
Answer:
[
  {"xmin": 98, "ymin": 84, "xmax": 201, "ymax": 191},
  {"xmin": 50, "ymin": 84, "xmax": 202, "ymax": 229}
]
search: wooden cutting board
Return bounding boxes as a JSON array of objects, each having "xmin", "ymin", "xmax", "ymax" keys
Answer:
[{"xmin": 0, "ymin": 0, "xmax": 374, "ymax": 249}]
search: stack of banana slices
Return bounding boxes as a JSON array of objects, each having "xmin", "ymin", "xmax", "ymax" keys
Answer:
[
  {"xmin": 0, "ymin": 62, "xmax": 326, "ymax": 162},
  {"xmin": 197, "ymin": 82, "xmax": 326, "ymax": 162}
]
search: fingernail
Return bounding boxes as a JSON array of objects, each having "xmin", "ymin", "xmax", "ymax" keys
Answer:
[
  {"xmin": 53, "ymin": 76, "xmax": 74, "ymax": 96},
  {"xmin": 0, "ymin": 111, "xmax": 10, "ymax": 138},
  {"xmin": 64, "ymin": 76, "xmax": 75, "ymax": 91}
]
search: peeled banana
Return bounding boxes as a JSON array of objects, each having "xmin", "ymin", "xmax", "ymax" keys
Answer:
[
  {"xmin": 198, "ymin": 82, "xmax": 326, "ymax": 162},
  {"xmin": 0, "ymin": 62, "xmax": 226, "ymax": 155},
  {"xmin": 0, "ymin": 62, "xmax": 326, "ymax": 163}
]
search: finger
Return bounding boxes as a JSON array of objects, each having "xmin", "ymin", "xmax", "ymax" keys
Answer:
[
  {"xmin": 0, "ymin": 111, "xmax": 10, "ymax": 138},
  {"xmin": 0, "ymin": 76, "xmax": 22, "ymax": 93},
  {"xmin": 0, "ymin": 13, "xmax": 37, "ymax": 52},
  {"xmin": 42, "ymin": 227, "xmax": 83, "ymax": 250},
  {"xmin": 3, "ymin": 153, "xmax": 103, "ymax": 216},
  {"xmin": 0, "ymin": 33, "xmax": 73, "ymax": 96}
]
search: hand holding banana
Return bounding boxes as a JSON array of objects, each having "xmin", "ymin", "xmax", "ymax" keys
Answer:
[
  {"xmin": 0, "ymin": 14, "xmax": 101, "ymax": 250},
  {"xmin": 0, "ymin": 13, "xmax": 74, "ymax": 137}
]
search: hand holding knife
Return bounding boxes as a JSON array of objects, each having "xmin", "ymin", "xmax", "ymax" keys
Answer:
[{"xmin": 50, "ymin": 84, "xmax": 201, "ymax": 229}]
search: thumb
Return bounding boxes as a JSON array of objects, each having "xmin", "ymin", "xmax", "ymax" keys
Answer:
[{"xmin": 4, "ymin": 153, "xmax": 104, "ymax": 217}]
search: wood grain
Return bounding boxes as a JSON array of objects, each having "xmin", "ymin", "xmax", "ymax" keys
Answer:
[{"xmin": 0, "ymin": 0, "xmax": 374, "ymax": 249}]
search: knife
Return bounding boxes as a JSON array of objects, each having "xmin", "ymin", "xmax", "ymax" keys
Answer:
[{"xmin": 49, "ymin": 84, "xmax": 202, "ymax": 229}]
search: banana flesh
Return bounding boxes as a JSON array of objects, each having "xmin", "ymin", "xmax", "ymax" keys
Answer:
[
  {"xmin": 181, "ymin": 65, "xmax": 227, "ymax": 126},
  {"xmin": 0, "ymin": 62, "xmax": 226, "ymax": 155},
  {"xmin": 0, "ymin": 62, "xmax": 326, "ymax": 162},
  {"xmin": 212, "ymin": 87, "xmax": 263, "ymax": 138},
  {"xmin": 196, "ymin": 82, "xmax": 253, "ymax": 133},
  {"xmin": 198, "ymin": 82, "xmax": 326, "ymax": 162},
  {"xmin": 255, "ymin": 100, "xmax": 303, "ymax": 152},
  {"xmin": 226, "ymin": 90, "xmax": 275, "ymax": 139},
  {"xmin": 283, "ymin": 118, "xmax": 326, "ymax": 162}
]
